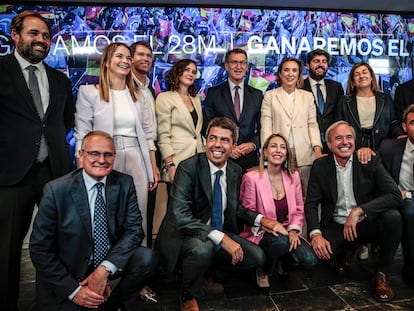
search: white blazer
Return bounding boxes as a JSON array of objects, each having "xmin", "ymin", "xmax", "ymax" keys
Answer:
[
  {"xmin": 261, "ymin": 87, "xmax": 322, "ymax": 166},
  {"xmin": 74, "ymin": 84, "xmax": 154, "ymax": 182}
]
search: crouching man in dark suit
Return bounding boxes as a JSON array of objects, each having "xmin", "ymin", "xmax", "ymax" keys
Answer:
[
  {"xmin": 305, "ymin": 121, "xmax": 402, "ymax": 303},
  {"xmin": 379, "ymin": 104, "xmax": 414, "ymax": 287},
  {"xmin": 156, "ymin": 117, "xmax": 282, "ymax": 311},
  {"xmin": 30, "ymin": 131, "xmax": 157, "ymax": 311}
]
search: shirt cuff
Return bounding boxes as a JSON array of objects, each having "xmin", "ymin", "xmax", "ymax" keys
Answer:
[
  {"xmin": 208, "ymin": 229, "xmax": 225, "ymax": 245},
  {"xmin": 309, "ymin": 229, "xmax": 322, "ymax": 238},
  {"xmin": 101, "ymin": 260, "xmax": 118, "ymax": 274},
  {"xmin": 68, "ymin": 286, "xmax": 81, "ymax": 301}
]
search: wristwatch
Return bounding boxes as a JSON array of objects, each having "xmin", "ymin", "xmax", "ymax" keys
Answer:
[{"xmin": 406, "ymin": 191, "xmax": 413, "ymax": 200}]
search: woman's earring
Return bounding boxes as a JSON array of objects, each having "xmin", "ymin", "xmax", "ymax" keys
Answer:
[
  {"xmin": 284, "ymin": 160, "xmax": 288, "ymax": 169},
  {"xmin": 264, "ymin": 157, "xmax": 268, "ymax": 168}
]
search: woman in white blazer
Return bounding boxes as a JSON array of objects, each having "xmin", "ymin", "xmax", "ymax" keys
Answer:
[
  {"xmin": 74, "ymin": 42, "xmax": 158, "ymax": 248},
  {"xmin": 261, "ymin": 57, "xmax": 323, "ymax": 195},
  {"xmin": 156, "ymin": 59, "xmax": 204, "ymax": 185}
]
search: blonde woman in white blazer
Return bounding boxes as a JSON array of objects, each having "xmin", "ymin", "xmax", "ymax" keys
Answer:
[
  {"xmin": 156, "ymin": 59, "xmax": 204, "ymax": 185},
  {"xmin": 261, "ymin": 57, "xmax": 323, "ymax": 195},
  {"xmin": 74, "ymin": 43, "xmax": 158, "ymax": 249}
]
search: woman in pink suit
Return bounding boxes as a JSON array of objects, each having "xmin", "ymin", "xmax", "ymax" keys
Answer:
[{"xmin": 240, "ymin": 133, "xmax": 317, "ymax": 288}]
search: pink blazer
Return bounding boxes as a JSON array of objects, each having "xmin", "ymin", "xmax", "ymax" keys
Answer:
[{"xmin": 239, "ymin": 169, "xmax": 304, "ymax": 245}]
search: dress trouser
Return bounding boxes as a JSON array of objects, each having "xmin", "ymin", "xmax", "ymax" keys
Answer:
[
  {"xmin": 180, "ymin": 232, "xmax": 265, "ymax": 298},
  {"xmin": 400, "ymin": 199, "xmax": 414, "ymax": 278},
  {"xmin": 0, "ymin": 160, "xmax": 51, "ymax": 310},
  {"xmin": 113, "ymin": 136, "xmax": 149, "ymax": 247},
  {"xmin": 322, "ymin": 209, "xmax": 402, "ymax": 273}
]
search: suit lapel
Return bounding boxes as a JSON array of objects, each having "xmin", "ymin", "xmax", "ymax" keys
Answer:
[
  {"xmin": 352, "ymin": 156, "xmax": 362, "ymax": 204},
  {"xmin": 9, "ymin": 55, "xmax": 39, "ymax": 117},
  {"xmin": 199, "ymin": 155, "xmax": 213, "ymax": 205},
  {"xmin": 226, "ymin": 162, "xmax": 239, "ymax": 212},
  {"xmin": 105, "ymin": 173, "xmax": 119, "ymax": 236},
  {"xmin": 373, "ymin": 93, "xmax": 385, "ymax": 126},
  {"xmin": 258, "ymin": 170, "xmax": 277, "ymax": 219},
  {"xmin": 327, "ymin": 155, "xmax": 338, "ymax": 203},
  {"xmin": 276, "ymin": 88, "xmax": 293, "ymax": 119},
  {"xmin": 44, "ymin": 64, "xmax": 55, "ymax": 119},
  {"xmin": 346, "ymin": 95, "xmax": 361, "ymax": 129},
  {"xmin": 221, "ymin": 83, "xmax": 238, "ymax": 121},
  {"xmin": 71, "ymin": 171, "xmax": 93, "ymax": 243},
  {"xmin": 173, "ymin": 91, "xmax": 198, "ymax": 133}
]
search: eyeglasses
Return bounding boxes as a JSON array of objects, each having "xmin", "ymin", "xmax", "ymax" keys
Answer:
[
  {"xmin": 135, "ymin": 52, "xmax": 153, "ymax": 59},
  {"xmin": 82, "ymin": 150, "xmax": 115, "ymax": 160},
  {"xmin": 227, "ymin": 60, "xmax": 248, "ymax": 67}
]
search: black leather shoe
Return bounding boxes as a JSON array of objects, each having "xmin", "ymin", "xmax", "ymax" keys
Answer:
[{"xmin": 337, "ymin": 249, "xmax": 354, "ymax": 275}]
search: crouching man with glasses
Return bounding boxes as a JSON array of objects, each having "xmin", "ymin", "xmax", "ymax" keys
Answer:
[{"xmin": 30, "ymin": 131, "xmax": 157, "ymax": 311}]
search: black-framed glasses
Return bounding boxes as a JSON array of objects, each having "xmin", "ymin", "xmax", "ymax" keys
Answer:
[
  {"xmin": 227, "ymin": 60, "xmax": 248, "ymax": 67},
  {"xmin": 82, "ymin": 150, "xmax": 115, "ymax": 160}
]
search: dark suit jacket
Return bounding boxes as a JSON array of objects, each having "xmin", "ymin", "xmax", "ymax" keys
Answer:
[
  {"xmin": 379, "ymin": 137, "xmax": 407, "ymax": 184},
  {"xmin": 29, "ymin": 169, "xmax": 143, "ymax": 310},
  {"xmin": 394, "ymin": 79, "xmax": 414, "ymax": 124},
  {"xmin": 302, "ymin": 78, "xmax": 344, "ymax": 136},
  {"xmin": 336, "ymin": 93, "xmax": 402, "ymax": 150},
  {"xmin": 203, "ymin": 82, "xmax": 263, "ymax": 170},
  {"xmin": 0, "ymin": 54, "xmax": 74, "ymax": 186},
  {"xmin": 156, "ymin": 153, "xmax": 259, "ymax": 272},
  {"xmin": 305, "ymin": 154, "xmax": 402, "ymax": 235}
]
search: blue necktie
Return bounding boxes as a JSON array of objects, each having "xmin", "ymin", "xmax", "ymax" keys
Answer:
[
  {"xmin": 211, "ymin": 170, "xmax": 223, "ymax": 231},
  {"xmin": 93, "ymin": 182, "xmax": 109, "ymax": 269},
  {"xmin": 316, "ymin": 83, "xmax": 325, "ymax": 114}
]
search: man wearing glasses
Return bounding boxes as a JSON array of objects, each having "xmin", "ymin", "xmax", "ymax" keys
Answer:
[
  {"xmin": 30, "ymin": 131, "xmax": 157, "ymax": 310},
  {"xmin": 203, "ymin": 48, "xmax": 263, "ymax": 173}
]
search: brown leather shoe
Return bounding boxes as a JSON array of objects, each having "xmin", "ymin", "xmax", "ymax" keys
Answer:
[
  {"xmin": 374, "ymin": 272, "xmax": 395, "ymax": 303},
  {"xmin": 181, "ymin": 298, "xmax": 199, "ymax": 311}
]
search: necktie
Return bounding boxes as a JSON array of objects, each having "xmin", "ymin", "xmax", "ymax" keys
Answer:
[
  {"xmin": 316, "ymin": 83, "xmax": 325, "ymax": 114},
  {"xmin": 27, "ymin": 65, "xmax": 48, "ymax": 162},
  {"xmin": 234, "ymin": 85, "xmax": 241, "ymax": 120},
  {"xmin": 93, "ymin": 182, "xmax": 109, "ymax": 269},
  {"xmin": 211, "ymin": 170, "xmax": 223, "ymax": 231}
]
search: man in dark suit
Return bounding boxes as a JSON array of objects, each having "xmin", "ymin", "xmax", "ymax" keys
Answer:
[
  {"xmin": 302, "ymin": 49, "xmax": 344, "ymax": 153},
  {"xmin": 203, "ymin": 48, "xmax": 262, "ymax": 172},
  {"xmin": 305, "ymin": 121, "xmax": 402, "ymax": 303},
  {"xmin": 379, "ymin": 104, "xmax": 414, "ymax": 287},
  {"xmin": 30, "ymin": 131, "xmax": 157, "ymax": 310},
  {"xmin": 394, "ymin": 78, "xmax": 414, "ymax": 125},
  {"xmin": 156, "ymin": 117, "xmax": 281, "ymax": 311},
  {"xmin": 0, "ymin": 11, "xmax": 74, "ymax": 309}
]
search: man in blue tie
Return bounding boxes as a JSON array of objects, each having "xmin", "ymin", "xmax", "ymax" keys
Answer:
[
  {"xmin": 156, "ymin": 117, "xmax": 282, "ymax": 311},
  {"xmin": 302, "ymin": 49, "xmax": 344, "ymax": 153},
  {"xmin": 30, "ymin": 131, "xmax": 157, "ymax": 310}
]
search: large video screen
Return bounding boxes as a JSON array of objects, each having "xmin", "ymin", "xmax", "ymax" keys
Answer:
[{"xmin": 1, "ymin": 5, "xmax": 413, "ymax": 97}]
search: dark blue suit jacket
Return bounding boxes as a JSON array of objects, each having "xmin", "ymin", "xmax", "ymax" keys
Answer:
[
  {"xmin": 302, "ymin": 78, "xmax": 344, "ymax": 136},
  {"xmin": 29, "ymin": 169, "xmax": 143, "ymax": 310},
  {"xmin": 203, "ymin": 81, "xmax": 262, "ymax": 171},
  {"xmin": 379, "ymin": 137, "xmax": 407, "ymax": 184},
  {"xmin": 156, "ymin": 153, "xmax": 259, "ymax": 272},
  {"xmin": 394, "ymin": 79, "xmax": 414, "ymax": 124}
]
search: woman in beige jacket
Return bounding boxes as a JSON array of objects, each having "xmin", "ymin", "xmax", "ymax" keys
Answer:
[
  {"xmin": 156, "ymin": 59, "xmax": 204, "ymax": 186},
  {"xmin": 261, "ymin": 57, "xmax": 323, "ymax": 195}
]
